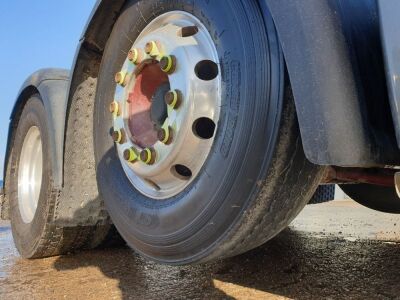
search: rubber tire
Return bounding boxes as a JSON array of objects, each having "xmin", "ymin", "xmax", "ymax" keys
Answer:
[
  {"xmin": 340, "ymin": 184, "xmax": 400, "ymax": 214},
  {"xmin": 94, "ymin": 0, "xmax": 325, "ymax": 264},
  {"xmin": 6, "ymin": 96, "xmax": 118, "ymax": 258},
  {"xmin": 7, "ymin": 96, "xmax": 65, "ymax": 258}
]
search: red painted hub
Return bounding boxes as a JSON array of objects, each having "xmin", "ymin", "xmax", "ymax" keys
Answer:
[{"xmin": 128, "ymin": 62, "xmax": 169, "ymax": 147}]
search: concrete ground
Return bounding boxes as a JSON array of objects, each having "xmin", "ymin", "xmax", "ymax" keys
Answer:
[{"xmin": 1, "ymin": 200, "xmax": 400, "ymax": 300}]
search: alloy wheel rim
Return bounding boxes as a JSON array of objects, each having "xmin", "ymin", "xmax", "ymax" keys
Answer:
[
  {"xmin": 18, "ymin": 126, "xmax": 43, "ymax": 223},
  {"xmin": 111, "ymin": 11, "xmax": 221, "ymax": 199}
]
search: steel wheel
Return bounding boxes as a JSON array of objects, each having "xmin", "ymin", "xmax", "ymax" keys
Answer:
[
  {"xmin": 111, "ymin": 12, "xmax": 220, "ymax": 199},
  {"xmin": 17, "ymin": 126, "xmax": 43, "ymax": 223}
]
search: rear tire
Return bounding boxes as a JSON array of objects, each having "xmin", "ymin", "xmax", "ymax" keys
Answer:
[
  {"xmin": 94, "ymin": 0, "xmax": 325, "ymax": 264},
  {"xmin": 6, "ymin": 96, "xmax": 118, "ymax": 258},
  {"xmin": 7, "ymin": 96, "xmax": 64, "ymax": 258}
]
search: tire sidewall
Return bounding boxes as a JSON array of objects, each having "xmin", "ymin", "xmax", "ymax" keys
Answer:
[
  {"xmin": 95, "ymin": 0, "xmax": 283, "ymax": 262},
  {"xmin": 9, "ymin": 96, "xmax": 53, "ymax": 258}
]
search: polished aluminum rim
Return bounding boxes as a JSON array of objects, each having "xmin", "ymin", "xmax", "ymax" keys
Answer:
[
  {"xmin": 112, "ymin": 11, "xmax": 221, "ymax": 199},
  {"xmin": 18, "ymin": 126, "xmax": 43, "ymax": 223}
]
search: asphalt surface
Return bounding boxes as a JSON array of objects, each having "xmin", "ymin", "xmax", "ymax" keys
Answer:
[{"xmin": 1, "ymin": 200, "xmax": 400, "ymax": 300}]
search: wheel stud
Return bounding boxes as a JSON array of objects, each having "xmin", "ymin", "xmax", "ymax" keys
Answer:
[
  {"xmin": 140, "ymin": 148, "xmax": 156, "ymax": 165},
  {"xmin": 128, "ymin": 48, "xmax": 143, "ymax": 64},
  {"xmin": 159, "ymin": 55, "xmax": 176, "ymax": 74},
  {"xmin": 164, "ymin": 89, "xmax": 182, "ymax": 109},
  {"xmin": 158, "ymin": 126, "xmax": 173, "ymax": 145},
  {"xmin": 115, "ymin": 71, "xmax": 128, "ymax": 86},
  {"xmin": 109, "ymin": 101, "xmax": 121, "ymax": 117},
  {"xmin": 123, "ymin": 147, "xmax": 139, "ymax": 163},
  {"xmin": 112, "ymin": 128, "xmax": 126, "ymax": 144},
  {"xmin": 145, "ymin": 41, "xmax": 161, "ymax": 57}
]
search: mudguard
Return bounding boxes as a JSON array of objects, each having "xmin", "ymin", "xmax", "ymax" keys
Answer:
[
  {"xmin": 1, "ymin": 69, "xmax": 69, "ymax": 220},
  {"xmin": 5, "ymin": 69, "xmax": 69, "ymax": 189},
  {"xmin": 378, "ymin": 1, "xmax": 400, "ymax": 148},
  {"xmin": 262, "ymin": 0, "xmax": 400, "ymax": 167}
]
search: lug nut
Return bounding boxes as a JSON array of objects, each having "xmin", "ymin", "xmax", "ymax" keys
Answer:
[
  {"xmin": 123, "ymin": 147, "xmax": 139, "ymax": 163},
  {"xmin": 158, "ymin": 126, "xmax": 173, "ymax": 145},
  {"xmin": 140, "ymin": 148, "xmax": 156, "ymax": 165},
  {"xmin": 128, "ymin": 48, "xmax": 143, "ymax": 64},
  {"xmin": 112, "ymin": 128, "xmax": 126, "ymax": 144},
  {"xmin": 109, "ymin": 101, "xmax": 121, "ymax": 117},
  {"xmin": 159, "ymin": 55, "xmax": 176, "ymax": 74},
  {"xmin": 115, "ymin": 71, "xmax": 128, "ymax": 86},
  {"xmin": 164, "ymin": 90, "xmax": 182, "ymax": 109},
  {"xmin": 145, "ymin": 41, "xmax": 161, "ymax": 57}
]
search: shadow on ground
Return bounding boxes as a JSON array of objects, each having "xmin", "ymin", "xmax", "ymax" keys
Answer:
[
  {"xmin": 3, "ymin": 200, "xmax": 400, "ymax": 300},
  {"xmin": 51, "ymin": 228, "xmax": 400, "ymax": 299}
]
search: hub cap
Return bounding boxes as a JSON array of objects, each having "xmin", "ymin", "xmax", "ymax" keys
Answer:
[
  {"xmin": 18, "ymin": 126, "xmax": 43, "ymax": 223},
  {"xmin": 112, "ymin": 11, "xmax": 221, "ymax": 199}
]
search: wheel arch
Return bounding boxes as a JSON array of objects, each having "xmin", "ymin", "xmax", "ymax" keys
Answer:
[
  {"xmin": 65, "ymin": 0, "xmax": 125, "ymax": 127},
  {"xmin": 1, "ymin": 69, "xmax": 69, "ymax": 220}
]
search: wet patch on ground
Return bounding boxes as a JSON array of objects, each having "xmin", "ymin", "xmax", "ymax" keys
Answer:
[{"xmin": 1, "ymin": 201, "xmax": 400, "ymax": 299}]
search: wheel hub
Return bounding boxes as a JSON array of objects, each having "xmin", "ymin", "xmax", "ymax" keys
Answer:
[
  {"xmin": 150, "ymin": 83, "xmax": 169, "ymax": 129},
  {"xmin": 111, "ymin": 11, "xmax": 221, "ymax": 199},
  {"xmin": 127, "ymin": 62, "xmax": 170, "ymax": 148}
]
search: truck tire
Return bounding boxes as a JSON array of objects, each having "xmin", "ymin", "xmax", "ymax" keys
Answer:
[
  {"xmin": 6, "ymin": 96, "xmax": 114, "ymax": 258},
  {"xmin": 6, "ymin": 96, "xmax": 65, "ymax": 258},
  {"xmin": 340, "ymin": 184, "xmax": 400, "ymax": 214},
  {"xmin": 94, "ymin": 0, "xmax": 325, "ymax": 264}
]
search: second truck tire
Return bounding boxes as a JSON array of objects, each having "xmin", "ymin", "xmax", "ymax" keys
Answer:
[{"xmin": 5, "ymin": 96, "xmax": 110, "ymax": 258}]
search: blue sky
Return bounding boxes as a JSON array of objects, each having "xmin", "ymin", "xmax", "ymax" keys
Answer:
[{"xmin": 0, "ymin": 1, "xmax": 96, "ymax": 180}]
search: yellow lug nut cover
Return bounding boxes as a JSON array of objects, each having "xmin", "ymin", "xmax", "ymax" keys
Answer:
[
  {"xmin": 123, "ymin": 147, "xmax": 139, "ymax": 163},
  {"xmin": 159, "ymin": 55, "xmax": 176, "ymax": 74},
  {"xmin": 140, "ymin": 148, "xmax": 156, "ymax": 165},
  {"xmin": 145, "ymin": 41, "xmax": 160, "ymax": 57},
  {"xmin": 128, "ymin": 48, "xmax": 143, "ymax": 64},
  {"xmin": 112, "ymin": 129, "xmax": 126, "ymax": 144},
  {"xmin": 109, "ymin": 101, "xmax": 121, "ymax": 117},
  {"xmin": 115, "ymin": 71, "xmax": 128, "ymax": 86},
  {"xmin": 164, "ymin": 89, "xmax": 182, "ymax": 109},
  {"xmin": 158, "ymin": 126, "xmax": 173, "ymax": 145}
]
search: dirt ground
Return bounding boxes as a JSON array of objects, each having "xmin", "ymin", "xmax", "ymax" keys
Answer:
[{"xmin": 1, "ymin": 200, "xmax": 400, "ymax": 300}]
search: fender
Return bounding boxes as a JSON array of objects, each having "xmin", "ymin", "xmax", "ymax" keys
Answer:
[
  {"xmin": 261, "ymin": 0, "xmax": 400, "ymax": 167},
  {"xmin": 378, "ymin": 1, "xmax": 400, "ymax": 148},
  {"xmin": 2, "ymin": 69, "xmax": 68, "ymax": 220},
  {"xmin": 4, "ymin": 69, "xmax": 69, "ymax": 189},
  {"xmin": 67, "ymin": 0, "xmax": 400, "ymax": 167}
]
